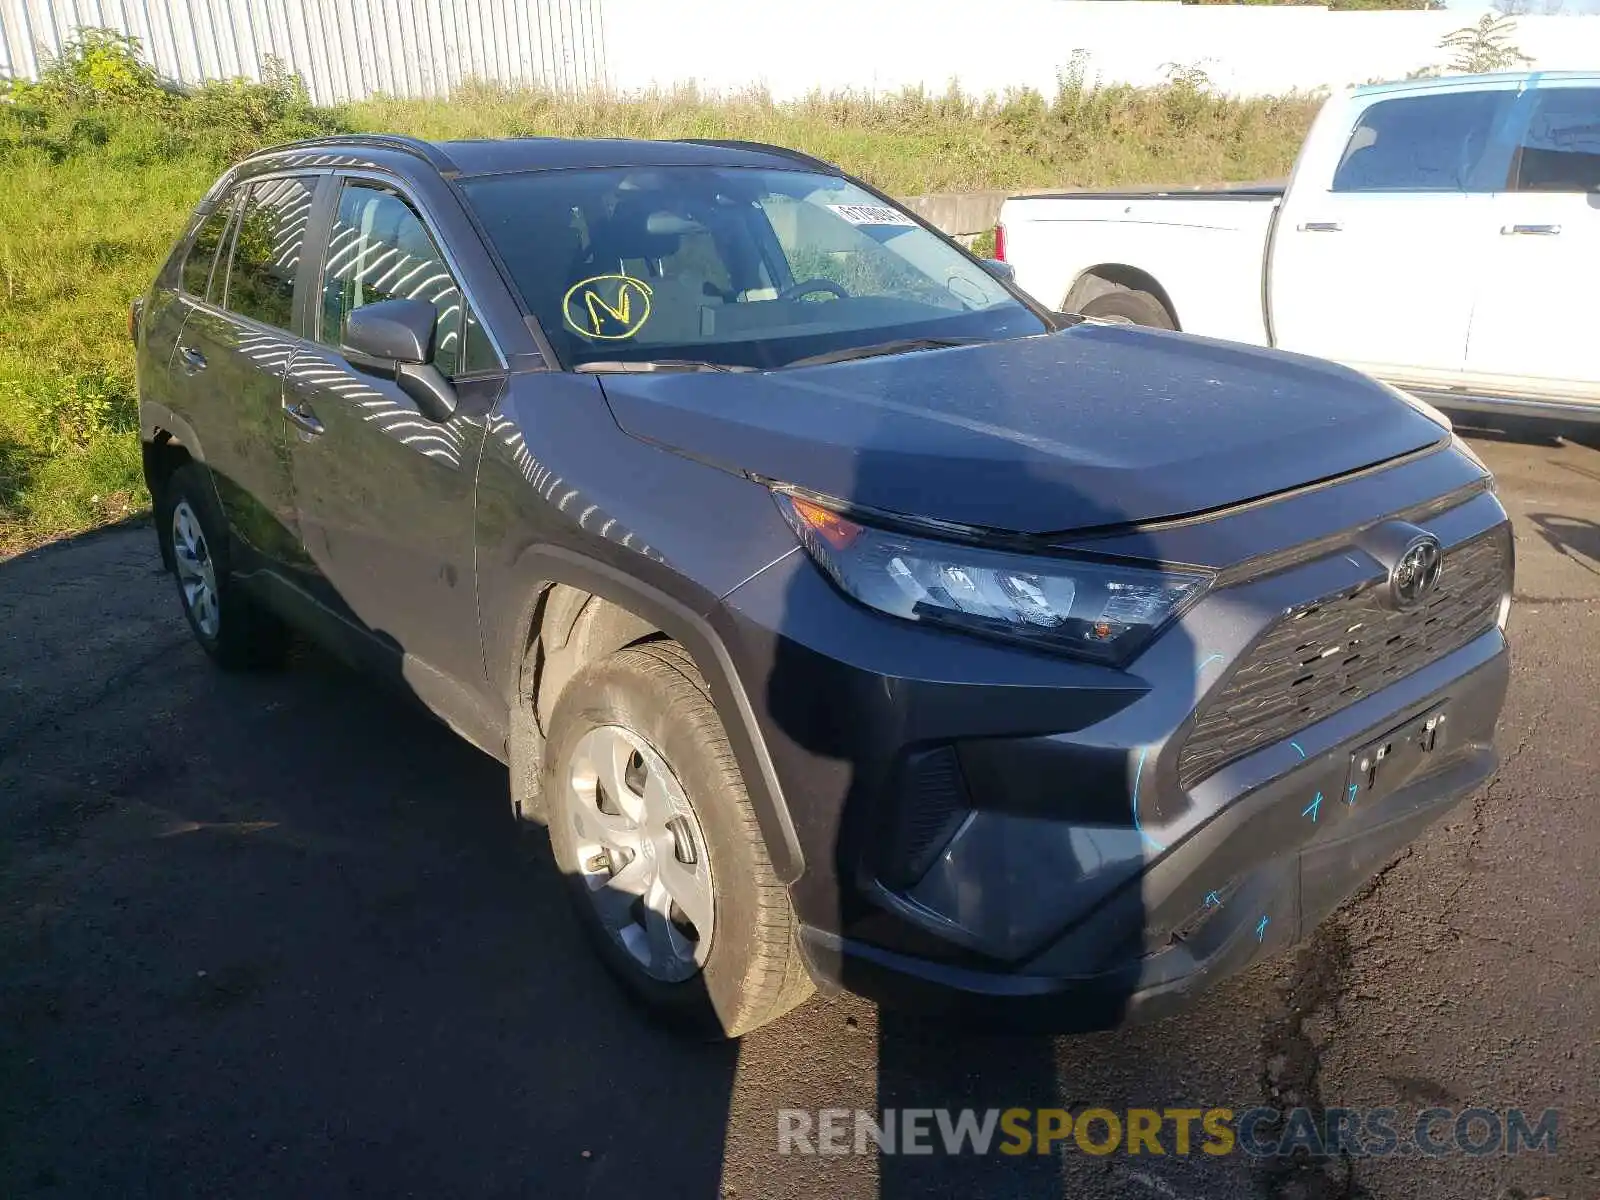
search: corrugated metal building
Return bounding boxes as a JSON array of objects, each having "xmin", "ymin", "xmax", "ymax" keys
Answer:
[{"xmin": 0, "ymin": 0, "xmax": 608, "ymax": 103}]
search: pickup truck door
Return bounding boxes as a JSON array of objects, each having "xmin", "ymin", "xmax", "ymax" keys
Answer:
[
  {"xmin": 1270, "ymin": 84, "xmax": 1521, "ymax": 386},
  {"xmin": 282, "ymin": 174, "xmax": 504, "ymax": 720},
  {"xmin": 1463, "ymin": 82, "xmax": 1600, "ymax": 405}
]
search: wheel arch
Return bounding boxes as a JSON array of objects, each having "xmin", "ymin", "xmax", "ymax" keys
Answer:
[
  {"xmin": 143, "ymin": 428, "xmax": 198, "ymax": 573},
  {"xmin": 530, "ymin": 584, "xmax": 665, "ymax": 733},
  {"xmin": 501, "ymin": 546, "xmax": 805, "ymax": 883},
  {"xmin": 1063, "ymin": 264, "xmax": 1181, "ymax": 330}
]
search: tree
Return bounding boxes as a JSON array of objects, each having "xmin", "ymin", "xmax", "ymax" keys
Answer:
[{"xmin": 1438, "ymin": 13, "xmax": 1534, "ymax": 73}]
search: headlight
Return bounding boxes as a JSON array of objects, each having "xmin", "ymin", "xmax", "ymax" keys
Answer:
[{"xmin": 775, "ymin": 493, "xmax": 1211, "ymax": 664}]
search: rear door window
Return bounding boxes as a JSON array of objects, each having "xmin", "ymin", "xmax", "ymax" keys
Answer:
[
  {"xmin": 1333, "ymin": 90, "xmax": 1517, "ymax": 193},
  {"xmin": 223, "ymin": 176, "xmax": 318, "ymax": 330},
  {"xmin": 1511, "ymin": 87, "xmax": 1600, "ymax": 192},
  {"xmin": 181, "ymin": 192, "xmax": 238, "ymax": 301}
]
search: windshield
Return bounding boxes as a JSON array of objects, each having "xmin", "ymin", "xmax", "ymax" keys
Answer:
[{"xmin": 460, "ymin": 166, "xmax": 1047, "ymax": 370}]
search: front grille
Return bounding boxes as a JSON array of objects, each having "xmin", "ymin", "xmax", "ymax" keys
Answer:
[{"xmin": 1177, "ymin": 526, "xmax": 1510, "ymax": 790}]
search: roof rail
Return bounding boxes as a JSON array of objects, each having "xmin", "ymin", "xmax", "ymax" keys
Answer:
[
  {"xmin": 246, "ymin": 134, "xmax": 460, "ymax": 176},
  {"xmin": 674, "ymin": 138, "xmax": 839, "ymax": 174}
]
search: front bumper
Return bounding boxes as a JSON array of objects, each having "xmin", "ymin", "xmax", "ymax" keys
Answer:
[
  {"xmin": 796, "ymin": 643, "xmax": 1504, "ymax": 1030},
  {"xmin": 713, "ymin": 464, "xmax": 1511, "ymax": 1028}
]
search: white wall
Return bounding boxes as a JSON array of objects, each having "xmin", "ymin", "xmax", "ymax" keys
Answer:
[
  {"xmin": 600, "ymin": 0, "xmax": 1600, "ymax": 98},
  {"xmin": 3, "ymin": 0, "xmax": 1599, "ymax": 103}
]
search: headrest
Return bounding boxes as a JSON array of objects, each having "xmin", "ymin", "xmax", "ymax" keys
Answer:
[{"xmin": 589, "ymin": 205, "xmax": 706, "ymax": 262}]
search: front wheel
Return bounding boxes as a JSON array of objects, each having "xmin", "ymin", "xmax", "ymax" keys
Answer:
[{"xmin": 545, "ymin": 641, "xmax": 812, "ymax": 1037}]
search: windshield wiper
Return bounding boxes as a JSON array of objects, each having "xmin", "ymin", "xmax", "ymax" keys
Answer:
[
  {"xmin": 576, "ymin": 359, "xmax": 752, "ymax": 374},
  {"xmin": 783, "ymin": 337, "xmax": 983, "ymax": 369}
]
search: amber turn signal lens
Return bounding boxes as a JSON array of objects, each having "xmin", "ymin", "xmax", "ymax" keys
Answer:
[{"xmin": 788, "ymin": 497, "xmax": 863, "ymax": 550}]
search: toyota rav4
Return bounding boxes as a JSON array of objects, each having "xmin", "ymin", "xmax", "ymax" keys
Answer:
[{"xmin": 134, "ymin": 135, "xmax": 1513, "ymax": 1036}]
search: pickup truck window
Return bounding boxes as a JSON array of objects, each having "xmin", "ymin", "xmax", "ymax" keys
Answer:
[
  {"xmin": 319, "ymin": 182, "xmax": 496, "ymax": 377},
  {"xmin": 461, "ymin": 166, "xmax": 1045, "ymax": 371},
  {"xmin": 1511, "ymin": 88, "xmax": 1600, "ymax": 192},
  {"xmin": 1333, "ymin": 91, "xmax": 1515, "ymax": 194},
  {"xmin": 181, "ymin": 191, "xmax": 237, "ymax": 302},
  {"xmin": 224, "ymin": 176, "xmax": 317, "ymax": 330}
]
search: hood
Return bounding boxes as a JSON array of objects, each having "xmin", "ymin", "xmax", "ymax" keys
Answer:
[{"xmin": 597, "ymin": 324, "xmax": 1449, "ymax": 536}]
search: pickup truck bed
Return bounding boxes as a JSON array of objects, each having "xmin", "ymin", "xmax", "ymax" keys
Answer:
[
  {"xmin": 997, "ymin": 72, "xmax": 1600, "ymax": 422},
  {"xmin": 1002, "ymin": 187, "xmax": 1286, "ymax": 348}
]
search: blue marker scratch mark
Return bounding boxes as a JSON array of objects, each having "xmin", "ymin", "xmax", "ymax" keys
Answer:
[
  {"xmin": 1196, "ymin": 653, "xmax": 1223, "ymax": 676},
  {"xmin": 1346, "ymin": 783, "xmax": 1359, "ymax": 805},
  {"xmin": 1204, "ymin": 890, "xmax": 1222, "ymax": 909},
  {"xmin": 1256, "ymin": 914, "xmax": 1270, "ymax": 942},
  {"xmin": 1131, "ymin": 746, "xmax": 1167, "ymax": 853},
  {"xmin": 1303, "ymin": 791, "xmax": 1323, "ymax": 822},
  {"xmin": 1290, "ymin": 741, "xmax": 1307, "ymax": 760}
]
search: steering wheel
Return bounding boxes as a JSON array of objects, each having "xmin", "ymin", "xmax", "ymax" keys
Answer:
[{"xmin": 779, "ymin": 278, "xmax": 851, "ymax": 302}]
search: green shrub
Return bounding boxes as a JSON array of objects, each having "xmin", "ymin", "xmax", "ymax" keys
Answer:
[
  {"xmin": 11, "ymin": 28, "xmax": 170, "ymax": 110},
  {"xmin": 179, "ymin": 59, "xmax": 347, "ymax": 161},
  {"xmin": 6, "ymin": 371, "xmax": 135, "ymax": 457}
]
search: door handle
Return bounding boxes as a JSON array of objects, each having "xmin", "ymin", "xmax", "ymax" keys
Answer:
[
  {"xmin": 1298, "ymin": 221, "xmax": 1342, "ymax": 233},
  {"xmin": 282, "ymin": 399, "xmax": 325, "ymax": 436},
  {"xmin": 178, "ymin": 345, "xmax": 207, "ymax": 372},
  {"xmin": 1501, "ymin": 223, "xmax": 1561, "ymax": 236}
]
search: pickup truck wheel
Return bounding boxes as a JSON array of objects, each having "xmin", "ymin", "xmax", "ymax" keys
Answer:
[
  {"xmin": 156, "ymin": 463, "xmax": 290, "ymax": 671},
  {"xmin": 545, "ymin": 641, "xmax": 812, "ymax": 1037},
  {"xmin": 1080, "ymin": 288, "xmax": 1175, "ymax": 330}
]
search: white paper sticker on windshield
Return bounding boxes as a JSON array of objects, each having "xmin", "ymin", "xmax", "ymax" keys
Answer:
[{"xmin": 827, "ymin": 204, "xmax": 917, "ymax": 227}]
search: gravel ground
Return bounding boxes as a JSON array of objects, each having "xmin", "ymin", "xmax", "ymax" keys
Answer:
[{"xmin": 1, "ymin": 428, "xmax": 1596, "ymax": 1199}]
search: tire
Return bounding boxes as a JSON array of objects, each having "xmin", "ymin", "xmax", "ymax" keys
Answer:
[
  {"xmin": 1080, "ymin": 287, "xmax": 1176, "ymax": 330},
  {"xmin": 544, "ymin": 641, "xmax": 812, "ymax": 1037},
  {"xmin": 155, "ymin": 463, "xmax": 291, "ymax": 671}
]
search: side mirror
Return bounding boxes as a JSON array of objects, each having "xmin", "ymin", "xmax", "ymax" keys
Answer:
[
  {"xmin": 982, "ymin": 258, "xmax": 1017, "ymax": 284},
  {"xmin": 344, "ymin": 296, "xmax": 436, "ymax": 364},
  {"xmin": 342, "ymin": 297, "xmax": 458, "ymax": 423}
]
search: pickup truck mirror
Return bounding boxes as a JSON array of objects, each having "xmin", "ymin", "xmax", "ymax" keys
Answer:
[
  {"xmin": 981, "ymin": 258, "xmax": 1017, "ymax": 284},
  {"xmin": 342, "ymin": 297, "xmax": 458, "ymax": 423}
]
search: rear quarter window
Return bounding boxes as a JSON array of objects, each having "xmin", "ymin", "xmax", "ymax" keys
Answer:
[{"xmin": 180, "ymin": 195, "xmax": 236, "ymax": 300}]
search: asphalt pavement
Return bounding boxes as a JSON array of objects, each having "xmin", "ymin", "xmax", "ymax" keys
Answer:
[{"xmin": 1, "ymin": 427, "xmax": 1596, "ymax": 1199}]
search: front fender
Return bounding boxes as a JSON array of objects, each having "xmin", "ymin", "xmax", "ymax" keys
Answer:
[
  {"xmin": 497, "ymin": 544, "xmax": 805, "ymax": 883},
  {"xmin": 473, "ymin": 376, "xmax": 806, "ymax": 881}
]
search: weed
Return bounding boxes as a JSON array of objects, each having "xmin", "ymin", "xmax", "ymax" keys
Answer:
[{"xmin": 1437, "ymin": 14, "xmax": 1533, "ymax": 74}]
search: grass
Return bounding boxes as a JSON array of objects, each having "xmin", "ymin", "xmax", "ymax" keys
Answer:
[
  {"xmin": 354, "ymin": 76, "xmax": 1317, "ymax": 194},
  {"xmin": 0, "ymin": 126, "xmax": 218, "ymax": 549},
  {"xmin": 0, "ymin": 33, "xmax": 1320, "ymax": 555}
]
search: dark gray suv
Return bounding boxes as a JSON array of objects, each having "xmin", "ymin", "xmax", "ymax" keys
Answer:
[{"xmin": 135, "ymin": 134, "xmax": 1513, "ymax": 1036}]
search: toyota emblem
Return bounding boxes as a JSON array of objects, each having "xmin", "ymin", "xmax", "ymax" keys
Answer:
[{"xmin": 1390, "ymin": 536, "xmax": 1443, "ymax": 610}]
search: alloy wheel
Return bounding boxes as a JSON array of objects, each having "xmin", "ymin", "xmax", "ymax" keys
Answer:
[
  {"xmin": 172, "ymin": 499, "xmax": 220, "ymax": 638},
  {"xmin": 562, "ymin": 725, "xmax": 714, "ymax": 982}
]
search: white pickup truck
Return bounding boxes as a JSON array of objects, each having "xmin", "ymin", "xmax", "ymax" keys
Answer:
[{"xmin": 996, "ymin": 71, "xmax": 1600, "ymax": 423}]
